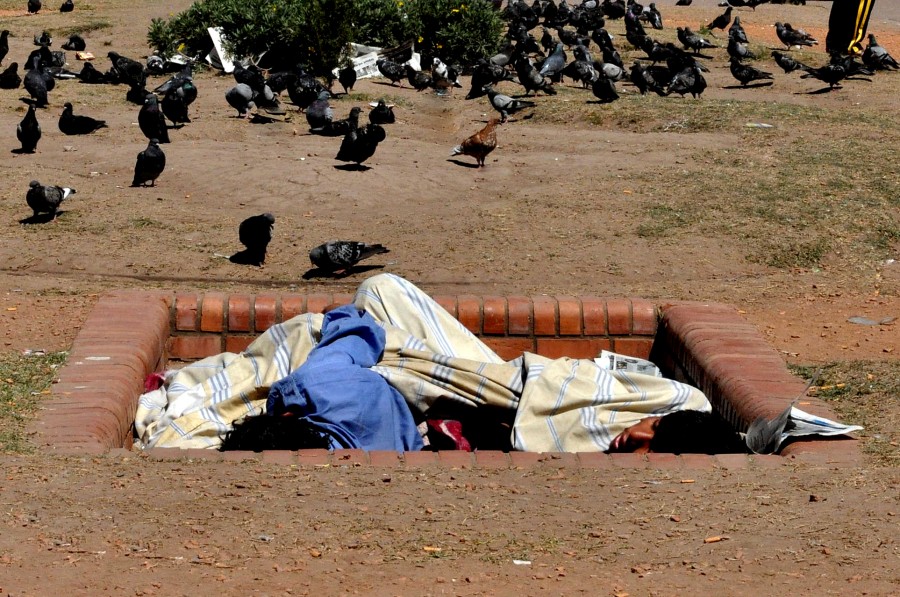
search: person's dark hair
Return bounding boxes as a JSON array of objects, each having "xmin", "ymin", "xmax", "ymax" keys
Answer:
[
  {"xmin": 649, "ymin": 410, "xmax": 748, "ymax": 454},
  {"xmin": 220, "ymin": 414, "xmax": 331, "ymax": 452}
]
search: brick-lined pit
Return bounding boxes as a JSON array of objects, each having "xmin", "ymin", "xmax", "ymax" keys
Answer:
[{"xmin": 30, "ymin": 291, "xmax": 861, "ymax": 468}]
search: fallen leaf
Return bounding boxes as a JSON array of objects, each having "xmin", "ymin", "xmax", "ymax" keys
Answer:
[
  {"xmin": 308, "ymin": 548, "xmax": 321, "ymax": 558},
  {"xmin": 681, "ymin": 479, "xmax": 695, "ymax": 484},
  {"xmin": 423, "ymin": 546, "xmax": 442, "ymax": 553},
  {"xmin": 704, "ymin": 536, "xmax": 729, "ymax": 544}
]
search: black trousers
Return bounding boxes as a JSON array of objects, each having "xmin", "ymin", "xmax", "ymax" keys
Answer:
[{"xmin": 827, "ymin": 0, "xmax": 876, "ymax": 54}]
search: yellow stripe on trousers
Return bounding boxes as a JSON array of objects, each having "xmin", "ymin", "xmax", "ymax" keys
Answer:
[{"xmin": 851, "ymin": 0, "xmax": 874, "ymax": 50}]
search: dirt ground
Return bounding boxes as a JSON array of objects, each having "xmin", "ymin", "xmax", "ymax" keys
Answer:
[{"xmin": 0, "ymin": 0, "xmax": 898, "ymax": 594}]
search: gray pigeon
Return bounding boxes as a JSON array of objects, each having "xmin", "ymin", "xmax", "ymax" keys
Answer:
[
  {"xmin": 538, "ymin": 42, "xmax": 566, "ymax": 78},
  {"xmin": 485, "ymin": 85, "xmax": 536, "ymax": 122},
  {"xmin": 727, "ymin": 36, "xmax": 756, "ymax": 62},
  {"xmin": 863, "ymin": 34, "xmax": 899, "ymax": 71},
  {"xmin": 26, "ymin": 180, "xmax": 74, "ymax": 219},
  {"xmin": 305, "ymin": 89, "xmax": 333, "ymax": 131},
  {"xmin": 225, "ymin": 83, "xmax": 256, "ymax": 117},
  {"xmin": 771, "ymin": 51, "xmax": 806, "ymax": 74},
  {"xmin": 17, "ymin": 104, "xmax": 41, "ymax": 153},
  {"xmin": 729, "ymin": 57, "xmax": 773, "ymax": 86},
  {"xmin": 728, "ymin": 16, "xmax": 748, "ymax": 44},
  {"xmin": 309, "ymin": 241, "xmax": 390, "ymax": 274},
  {"xmin": 591, "ymin": 76, "xmax": 619, "ymax": 103},
  {"xmin": 131, "ymin": 139, "xmax": 166, "ymax": 187},
  {"xmin": 775, "ymin": 22, "xmax": 817, "ymax": 49},
  {"xmin": 667, "ymin": 64, "xmax": 706, "ymax": 98},
  {"xmin": 60, "ymin": 33, "xmax": 85, "ymax": 51}
]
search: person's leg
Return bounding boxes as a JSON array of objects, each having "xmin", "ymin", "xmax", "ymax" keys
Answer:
[
  {"xmin": 828, "ymin": 0, "xmax": 876, "ymax": 55},
  {"xmin": 848, "ymin": 0, "xmax": 876, "ymax": 55}
]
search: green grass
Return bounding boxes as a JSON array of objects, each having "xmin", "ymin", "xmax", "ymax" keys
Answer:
[
  {"xmin": 0, "ymin": 351, "xmax": 68, "ymax": 453},
  {"xmin": 790, "ymin": 361, "xmax": 900, "ymax": 467}
]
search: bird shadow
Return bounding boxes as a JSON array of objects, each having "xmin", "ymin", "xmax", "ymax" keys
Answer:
[
  {"xmin": 333, "ymin": 163, "xmax": 372, "ymax": 171},
  {"xmin": 19, "ymin": 97, "xmax": 45, "ymax": 108},
  {"xmin": 723, "ymin": 82, "xmax": 774, "ymax": 89},
  {"xmin": 691, "ymin": 52, "xmax": 715, "ymax": 60},
  {"xmin": 19, "ymin": 212, "xmax": 59, "ymax": 224},
  {"xmin": 447, "ymin": 158, "xmax": 480, "ymax": 169},
  {"xmin": 803, "ymin": 86, "xmax": 840, "ymax": 95},
  {"xmin": 228, "ymin": 249, "xmax": 265, "ymax": 267},
  {"xmin": 586, "ymin": 99, "xmax": 618, "ymax": 104},
  {"xmin": 373, "ymin": 81, "xmax": 403, "ymax": 88},
  {"xmin": 10, "ymin": 148, "xmax": 36, "ymax": 155},
  {"xmin": 302, "ymin": 264, "xmax": 385, "ymax": 280}
]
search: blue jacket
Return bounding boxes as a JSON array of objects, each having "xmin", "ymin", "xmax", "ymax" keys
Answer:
[{"xmin": 266, "ymin": 306, "xmax": 423, "ymax": 451}]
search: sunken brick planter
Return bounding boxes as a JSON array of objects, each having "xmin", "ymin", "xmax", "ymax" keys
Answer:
[{"xmin": 29, "ymin": 290, "xmax": 860, "ymax": 466}]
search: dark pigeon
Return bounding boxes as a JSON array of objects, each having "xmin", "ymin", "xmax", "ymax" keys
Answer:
[
  {"xmin": 17, "ymin": 104, "xmax": 41, "ymax": 153},
  {"xmin": 729, "ymin": 57, "xmax": 773, "ymax": 86},
  {"xmin": 643, "ymin": 3, "xmax": 663, "ymax": 30},
  {"xmin": 590, "ymin": 75, "xmax": 618, "ymax": 102},
  {"xmin": 666, "ymin": 64, "xmax": 706, "ymax": 98},
  {"xmin": 226, "ymin": 83, "xmax": 256, "ymax": 117},
  {"xmin": 775, "ymin": 22, "xmax": 817, "ymax": 49},
  {"xmin": 467, "ymin": 58, "xmax": 514, "ymax": 99},
  {"xmin": 368, "ymin": 99, "xmax": 395, "ymax": 125},
  {"xmin": 728, "ymin": 16, "xmax": 748, "ymax": 44},
  {"xmin": 309, "ymin": 241, "xmax": 390, "ymax": 274},
  {"xmin": 26, "ymin": 180, "xmax": 74, "ymax": 219},
  {"xmin": 630, "ymin": 60, "xmax": 665, "ymax": 96},
  {"xmin": 61, "ymin": 34, "xmax": 85, "ymax": 51},
  {"xmin": 863, "ymin": 34, "xmax": 899, "ymax": 71},
  {"xmin": 562, "ymin": 59, "xmax": 597, "ymax": 88},
  {"xmin": 515, "ymin": 55, "xmax": 557, "ymax": 95},
  {"xmin": 335, "ymin": 119, "xmax": 386, "ymax": 168},
  {"xmin": 161, "ymin": 83, "xmax": 192, "ymax": 125},
  {"xmin": 58, "ymin": 102, "xmax": 107, "ymax": 134},
  {"xmin": 0, "ymin": 62, "xmax": 21, "ymax": 89},
  {"xmin": 538, "ymin": 42, "xmax": 567, "ymax": 78},
  {"xmin": 771, "ymin": 51, "xmax": 806, "ymax": 74},
  {"xmin": 305, "ymin": 89, "xmax": 333, "ymax": 131},
  {"xmin": 131, "ymin": 139, "xmax": 166, "ymax": 187},
  {"xmin": 27, "ymin": 0, "xmax": 41, "ymax": 13},
  {"xmin": 232, "ymin": 62, "xmax": 266, "ymax": 93},
  {"xmin": 706, "ymin": 6, "xmax": 731, "ymax": 34},
  {"xmin": 59, "ymin": 0, "xmax": 73, "ymax": 11},
  {"xmin": 338, "ymin": 65, "xmax": 357, "ymax": 94},
  {"xmin": 485, "ymin": 85, "xmax": 536, "ymax": 122},
  {"xmin": 800, "ymin": 63, "xmax": 846, "ymax": 89},
  {"xmin": 0, "ymin": 30, "xmax": 9, "ymax": 66},
  {"xmin": 24, "ymin": 56, "xmax": 53, "ymax": 107},
  {"xmin": 677, "ymin": 27, "xmax": 715, "ymax": 54},
  {"xmin": 405, "ymin": 65, "xmax": 432, "ymax": 91},
  {"xmin": 108, "ymin": 51, "xmax": 147, "ymax": 89},
  {"xmin": 286, "ymin": 73, "xmax": 325, "ymax": 111},
  {"xmin": 231, "ymin": 213, "xmax": 275, "ymax": 266},
  {"xmin": 33, "ymin": 31, "xmax": 52, "ymax": 47},
  {"xmin": 376, "ymin": 58, "xmax": 405, "ymax": 86},
  {"xmin": 138, "ymin": 94, "xmax": 169, "ymax": 142},
  {"xmin": 77, "ymin": 62, "xmax": 107, "ymax": 84},
  {"xmin": 727, "ymin": 36, "xmax": 756, "ymax": 61}
]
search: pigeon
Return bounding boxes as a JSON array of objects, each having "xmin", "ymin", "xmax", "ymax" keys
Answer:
[
  {"xmin": 863, "ymin": 34, "xmax": 899, "ymax": 71},
  {"xmin": 231, "ymin": 213, "xmax": 275, "ymax": 266},
  {"xmin": 728, "ymin": 16, "xmax": 748, "ymax": 44},
  {"xmin": 562, "ymin": 59, "xmax": 597, "ymax": 88},
  {"xmin": 677, "ymin": 27, "xmax": 715, "ymax": 54},
  {"xmin": 376, "ymin": 58, "xmax": 405, "ymax": 86},
  {"xmin": 27, "ymin": 0, "xmax": 41, "ymax": 13},
  {"xmin": 61, "ymin": 34, "xmax": 85, "ymax": 51},
  {"xmin": 432, "ymin": 57, "xmax": 462, "ymax": 88},
  {"xmin": 667, "ymin": 64, "xmax": 706, "ymax": 98},
  {"xmin": 771, "ymin": 51, "xmax": 805, "ymax": 73},
  {"xmin": 26, "ymin": 181, "xmax": 74, "ymax": 219},
  {"xmin": 77, "ymin": 61, "xmax": 107, "ymax": 84},
  {"xmin": 730, "ymin": 57, "xmax": 773, "ymax": 86},
  {"xmin": 368, "ymin": 99, "xmax": 395, "ymax": 125},
  {"xmin": 309, "ymin": 241, "xmax": 390, "ymax": 274},
  {"xmin": 540, "ymin": 27, "xmax": 555, "ymax": 55},
  {"xmin": 286, "ymin": 76, "xmax": 323, "ymax": 111},
  {"xmin": 59, "ymin": 0, "xmax": 73, "ymax": 11},
  {"xmin": 107, "ymin": 51, "xmax": 147, "ymax": 89},
  {"xmin": 127, "ymin": 87, "xmax": 154, "ymax": 106},
  {"xmin": 775, "ymin": 22, "xmax": 817, "ymax": 49},
  {"xmin": 33, "ymin": 31, "xmax": 51, "ymax": 47},
  {"xmin": 538, "ymin": 42, "xmax": 567, "ymax": 78},
  {"xmin": 232, "ymin": 62, "xmax": 266, "ymax": 93},
  {"xmin": 58, "ymin": 102, "xmax": 107, "ymax": 134},
  {"xmin": 161, "ymin": 83, "xmax": 192, "ymax": 125},
  {"xmin": 515, "ymin": 55, "xmax": 557, "ymax": 95},
  {"xmin": 131, "ymin": 139, "xmax": 166, "ymax": 187},
  {"xmin": 138, "ymin": 94, "xmax": 169, "ymax": 142},
  {"xmin": 675, "ymin": 0, "xmax": 691, "ymax": 4},
  {"xmin": 630, "ymin": 60, "xmax": 665, "ymax": 95},
  {"xmin": 305, "ymin": 89, "xmax": 333, "ymax": 130},
  {"xmin": 800, "ymin": 62, "xmax": 846, "ymax": 89},
  {"xmin": 0, "ymin": 30, "xmax": 8, "ymax": 65},
  {"xmin": 727, "ymin": 36, "xmax": 756, "ymax": 61},
  {"xmin": 335, "ymin": 120, "xmax": 386, "ymax": 167},
  {"xmin": 17, "ymin": 104, "xmax": 41, "ymax": 153},
  {"xmin": 643, "ymin": 3, "xmax": 663, "ymax": 30},
  {"xmin": 450, "ymin": 119, "xmax": 499, "ymax": 167},
  {"xmin": 263, "ymin": 69, "xmax": 297, "ymax": 94},
  {"xmin": 0, "ymin": 62, "xmax": 21, "ymax": 89},
  {"xmin": 405, "ymin": 65, "xmax": 432, "ymax": 91},
  {"xmin": 591, "ymin": 75, "xmax": 619, "ymax": 102},
  {"xmin": 467, "ymin": 58, "xmax": 514, "ymax": 99},
  {"xmin": 337, "ymin": 64, "xmax": 357, "ymax": 94},
  {"xmin": 485, "ymin": 85, "xmax": 536, "ymax": 122},
  {"xmin": 310, "ymin": 103, "xmax": 360, "ymax": 137},
  {"xmin": 24, "ymin": 56, "xmax": 53, "ymax": 107},
  {"xmin": 706, "ymin": 6, "xmax": 731, "ymax": 34}
]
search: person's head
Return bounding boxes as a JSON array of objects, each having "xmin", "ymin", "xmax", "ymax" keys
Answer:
[
  {"xmin": 608, "ymin": 410, "xmax": 748, "ymax": 454},
  {"xmin": 220, "ymin": 414, "xmax": 331, "ymax": 452}
]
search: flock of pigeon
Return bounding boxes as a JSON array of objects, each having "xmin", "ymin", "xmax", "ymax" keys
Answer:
[{"xmin": 5, "ymin": 0, "xmax": 898, "ymax": 274}]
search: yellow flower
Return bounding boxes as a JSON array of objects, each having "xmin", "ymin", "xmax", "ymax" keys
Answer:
[
  {"xmin": 450, "ymin": 7, "xmax": 459, "ymax": 12},
  {"xmin": 417, "ymin": 35, "xmax": 424, "ymax": 43}
]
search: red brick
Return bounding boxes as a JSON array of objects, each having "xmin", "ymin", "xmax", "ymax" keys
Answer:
[
  {"xmin": 228, "ymin": 295, "xmax": 252, "ymax": 332},
  {"xmin": 509, "ymin": 451, "xmax": 543, "ymax": 467},
  {"xmin": 646, "ymin": 453, "xmax": 682, "ymax": 470},
  {"xmin": 175, "ymin": 294, "xmax": 198, "ymax": 331},
  {"xmin": 254, "ymin": 296, "xmax": 277, "ymax": 331},
  {"xmin": 506, "ymin": 296, "xmax": 533, "ymax": 335},
  {"xmin": 631, "ymin": 299, "xmax": 658, "ymax": 336},
  {"xmin": 609, "ymin": 453, "xmax": 648, "ymax": 468},
  {"xmin": 780, "ymin": 438, "xmax": 861, "ymax": 464},
  {"xmin": 679, "ymin": 454, "xmax": 717, "ymax": 469},
  {"xmin": 223, "ymin": 451, "xmax": 261, "ymax": 462},
  {"xmin": 532, "ymin": 296, "xmax": 557, "ymax": 336},
  {"xmin": 475, "ymin": 451, "xmax": 510, "ymax": 468},
  {"xmin": 581, "ymin": 297, "xmax": 607, "ymax": 336},
  {"xmin": 295, "ymin": 449, "xmax": 332, "ymax": 465},
  {"xmin": 576, "ymin": 452, "xmax": 613, "ymax": 470},
  {"xmin": 433, "ymin": 296, "xmax": 457, "ymax": 319},
  {"xmin": 457, "ymin": 296, "xmax": 482, "ymax": 334},
  {"xmin": 282, "ymin": 295, "xmax": 306, "ymax": 321},
  {"xmin": 332, "ymin": 293, "xmax": 354, "ymax": 308},
  {"xmin": 369, "ymin": 450, "xmax": 403, "ymax": 466},
  {"xmin": 333, "ymin": 449, "xmax": 368, "ymax": 465},
  {"xmin": 182, "ymin": 449, "xmax": 222, "ymax": 461},
  {"xmin": 225, "ymin": 336, "xmax": 254, "ymax": 353},
  {"xmin": 483, "ymin": 337, "xmax": 534, "ymax": 360},
  {"xmin": 143, "ymin": 448, "xmax": 186, "ymax": 461},
  {"xmin": 535, "ymin": 338, "xmax": 611, "ymax": 359},
  {"xmin": 403, "ymin": 450, "xmax": 440, "ymax": 467},
  {"xmin": 262, "ymin": 450, "xmax": 297, "ymax": 465},
  {"xmin": 168, "ymin": 335, "xmax": 223, "ymax": 360},
  {"xmin": 714, "ymin": 454, "xmax": 750, "ymax": 469},
  {"xmin": 200, "ymin": 293, "xmax": 225, "ymax": 332},
  {"xmin": 482, "ymin": 296, "xmax": 507, "ymax": 335},
  {"xmin": 306, "ymin": 294, "xmax": 333, "ymax": 314},
  {"xmin": 438, "ymin": 451, "xmax": 474, "ymax": 468},
  {"xmin": 557, "ymin": 296, "xmax": 582, "ymax": 336},
  {"xmin": 750, "ymin": 454, "xmax": 785, "ymax": 468},
  {"xmin": 606, "ymin": 299, "xmax": 632, "ymax": 335},
  {"xmin": 538, "ymin": 452, "xmax": 579, "ymax": 467},
  {"xmin": 611, "ymin": 337, "xmax": 653, "ymax": 359}
]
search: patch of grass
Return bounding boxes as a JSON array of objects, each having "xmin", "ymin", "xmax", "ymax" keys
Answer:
[
  {"xmin": 130, "ymin": 217, "xmax": 167, "ymax": 229},
  {"xmin": 637, "ymin": 204, "xmax": 695, "ymax": 239},
  {"xmin": 753, "ymin": 237, "xmax": 830, "ymax": 269},
  {"xmin": 56, "ymin": 19, "xmax": 112, "ymax": 37},
  {"xmin": 790, "ymin": 361, "xmax": 900, "ymax": 467},
  {"xmin": 0, "ymin": 351, "xmax": 68, "ymax": 454}
]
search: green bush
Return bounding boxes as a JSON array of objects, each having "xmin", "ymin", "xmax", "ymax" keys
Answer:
[
  {"xmin": 410, "ymin": 0, "xmax": 503, "ymax": 67},
  {"xmin": 352, "ymin": 0, "xmax": 419, "ymax": 49}
]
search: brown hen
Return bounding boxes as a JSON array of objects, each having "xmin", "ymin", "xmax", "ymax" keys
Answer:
[{"xmin": 449, "ymin": 119, "xmax": 499, "ymax": 167}]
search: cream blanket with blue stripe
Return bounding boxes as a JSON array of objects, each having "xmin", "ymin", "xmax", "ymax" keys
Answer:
[{"xmin": 135, "ymin": 274, "xmax": 710, "ymax": 452}]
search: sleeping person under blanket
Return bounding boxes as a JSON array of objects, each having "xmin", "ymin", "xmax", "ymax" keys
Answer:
[{"xmin": 135, "ymin": 274, "xmax": 747, "ymax": 454}]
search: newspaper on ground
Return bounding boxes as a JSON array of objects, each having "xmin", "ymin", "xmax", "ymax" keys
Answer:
[
  {"xmin": 594, "ymin": 350, "xmax": 662, "ymax": 378},
  {"xmin": 745, "ymin": 402, "xmax": 863, "ymax": 454}
]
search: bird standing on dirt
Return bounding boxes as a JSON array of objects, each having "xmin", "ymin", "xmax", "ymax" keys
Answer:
[
  {"xmin": 405, "ymin": 65, "xmax": 433, "ymax": 91},
  {"xmin": 27, "ymin": 0, "xmax": 41, "ymax": 13},
  {"xmin": 108, "ymin": 51, "xmax": 147, "ymax": 89},
  {"xmin": 800, "ymin": 63, "xmax": 846, "ymax": 89},
  {"xmin": 231, "ymin": 213, "xmax": 275, "ymax": 266},
  {"xmin": 138, "ymin": 94, "xmax": 169, "ymax": 142},
  {"xmin": 666, "ymin": 64, "xmax": 706, "ymax": 98},
  {"xmin": 539, "ymin": 42, "xmax": 567, "ymax": 79},
  {"xmin": 338, "ymin": 65, "xmax": 357, "ymax": 94},
  {"xmin": 729, "ymin": 57, "xmax": 774, "ymax": 86},
  {"xmin": 450, "ymin": 119, "xmax": 499, "ymax": 167},
  {"xmin": 862, "ymin": 34, "xmax": 899, "ymax": 71},
  {"xmin": 58, "ymin": 102, "xmax": 107, "ymax": 135},
  {"xmin": 775, "ymin": 22, "xmax": 817, "ymax": 49},
  {"xmin": 77, "ymin": 62, "xmax": 107, "ymax": 84},
  {"xmin": 771, "ymin": 51, "xmax": 806, "ymax": 74},
  {"xmin": 306, "ymin": 89, "xmax": 333, "ymax": 131},
  {"xmin": 706, "ymin": 6, "xmax": 731, "ymax": 34},
  {"xmin": 368, "ymin": 99, "xmax": 395, "ymax": 125},
  {"xmin": 591, "ymin": 76, "xmax": 619, "ymax": 103},
  {"xmin": 677, "ymin": 27, "xmax": 715, "ymax": 54},
  {"xmin": 643, "ymin": 3, "xmax": 663, "ymax": 30},
  {"xmin": 33, "ymin": 31, "xmax": 51, "ymax": 47},
  {"xmin": 515, "ymin": 55, "xmax": 557, "ymax": 95},
  {"xmin": 226, "ymin": 83, "xmax": 256, "ymax": 117},
  {"xmin": 0, "ymin": 62, "xmax": 21, "ymax": 88},
  {"xmin": 59, "ymin": 0, "xmax": 73, "ymax": 12},
  {"xmin": 335, "ymin": 120, "xmax": 387, "ymax": 168},
  {"xmin": 131, "ymin": 139, "xmax": 166, "ymax": 187},
  {"xmin": 24, "ymin": 55, "xmax": 53, "ymax": 107},
  {"xmin": 309, "ymin": 241, "xmax": 390, "ymax": 275},
  {"xmin": 26, "ymin": 181, "xmax": 74, "ymax": 219},
  {"xmin": 61, "ymin": 34, "xmax": 85, "ymax": 51},
  {"xmin": 484, "ymin": 85, "xmax": 536, "ymax": 123},
  {"xmin": 376, "ymin": 59, "xmax": 405, "ymax": 86},
  {"xmin": 729, "ymin": 16, "xmax": 748, "ymax": 44},
  {"xmin": 630, "ymin": 61, "xmax": 665, "ymax": 96},
  {"xmin": 17, "ymin": 104, "xmax": 41, "ymax": 153},
  {"xmin": 0, "ymin": 30, "xmax": 9, "ymax": 65},
  {"xmin": 727, "ymin": 36, "xmax": 756, "ymax": 61}
]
